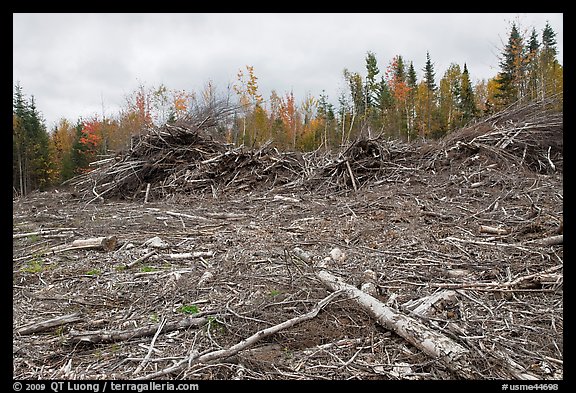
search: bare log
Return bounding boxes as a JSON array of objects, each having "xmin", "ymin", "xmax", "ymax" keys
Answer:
[
  {"xmin": 479, "ymin": 225, "xmax": 510, "ymax": 235},
  {"xmin": 17, "ymin": 313, "xmax": 84, "ymax": 335},
  {"xmin": 67, "ymin": 315, "xmax": 208, "ymax": 344},
  {"xmin": 317, "ymin": 270, "xmax": 541, "ymax": 379},
  {"xmin": 315, "ymin": 269, "xmax": 476, "ymax": 378},
  {"xmin": 530, "ymin": 235, "xmax": 563, "ymax": 246},
  {"xmin": 49, "ymin": 236, "xmax": 118, "ymax": 253}
]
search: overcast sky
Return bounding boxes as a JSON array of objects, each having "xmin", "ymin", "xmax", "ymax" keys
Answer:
[{"xmin": 13, "ymin": 13, "xmax": 563, "ymax": 130}]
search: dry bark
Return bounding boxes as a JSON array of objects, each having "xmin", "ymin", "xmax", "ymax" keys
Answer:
[{"xmin": 16, "ymin": 313, "xmax": 84, "ymax": 335}]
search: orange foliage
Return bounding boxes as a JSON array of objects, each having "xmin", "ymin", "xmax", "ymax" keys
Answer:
[
  {"xmin": 279, "ymin": 91, "xmax": 299, "ymax": 147},
  {"xmin": 385, "ymin": 56, "xmax": 412, "ymax": 103},
  {"xmin": 79, "ymin": 119, "xmax": 102, "ymax": 150}
]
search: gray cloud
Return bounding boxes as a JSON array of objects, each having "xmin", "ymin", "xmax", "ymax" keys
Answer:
[{"xmin": 13, "ymin": 13, "xmax": 563, "ymax": 129}]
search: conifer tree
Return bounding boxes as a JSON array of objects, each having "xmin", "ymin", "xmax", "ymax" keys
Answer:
[
  {"xmin": 540, "ymin": 21, "xmax": 561, "ymax": 99},
  {"xmin": 495, "ymin": 22, "xmax": 525, "ymax": 106},
  {"xmin": 526, "ymin": 27, "xmax": 540, "ymax": 101},
  {"xmin": 459, "ymin": 63, "xmax": 478, "ymax": 125},
  {"xmin": 364, "ymin": 51, "xmax": 381, "ymax": 136},
  {"xmin": 422, "ymin": 51, "xmax": 437, "ymax": 134},
  {"xmin": 13, "ymin": 83, "xmax": 51, "ymax": 195},
  {"xmin": 364, "ymin": 51, "xmax": 380, "ymax": 109}
]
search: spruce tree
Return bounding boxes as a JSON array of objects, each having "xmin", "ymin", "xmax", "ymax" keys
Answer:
[
  {"xmin": 407, "ymin": 62, "xmax": 418, "ymax": 138},
  {"xmin": 495, "ymin": 22, "xmax": 525, "ymax": 106},
  {"xmin": 541, "ymin": 21, "xmax": 560, "ymax": 98},
  {"xmin": 541, "ymin": 22, "xmax": 557, "ymax": 58},
  {"xmin": 459, "ymin": 63, "xmax": 478, "ymax": 124},
  {"xmin": 376, "ymin": 76, "xmax": 393, "ymax": 134},
  {"xmin": 526, "ymin": 28, "xmax": 541, "ymax": 101},
  {"xmin": 364, "ymin": 51, "xmax": 381, "ymax": 135},
  {"xmin": 365, "ymin": 51, "xmax": 380, "ymax": 109},
  {"xmin": 13, "ymin": 83, "xmax": 51, "ymax": 195},
  {"xmin": 423, "ymin": 51, "xmax": 437, "ymax": 92},
  {"xmin": 422, "ymin": 52, "xmax": 437, "ymax": 134}
]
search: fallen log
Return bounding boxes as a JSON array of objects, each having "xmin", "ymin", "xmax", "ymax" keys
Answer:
[
  {"xmin": 67, "ymin": 315, "xmax": 209, "ymax": 344},
  {"xmin": 479, "ymin": 225, "xmax": 509, "ymax": 235},
  {"xmin": 316, "ymin": 269, "xmax": 540, "ymax": 380},
  {"xmin": 50, "ymin": 236, "xmax": 118, "ymax": 253},
  {"xmin": 316, "ymin": 269, "xmax": 475, "ymax": 378},
  {"xmin": 530, "ymin": 234, "xmax": 563, "ymax": 246},
  {"xmin": 13, "ymin": 228, "xmax": 78, "ymax": 239},
  {"xmin": 16, "ymin": 312, "xmax": 84, "ymax": 335}
]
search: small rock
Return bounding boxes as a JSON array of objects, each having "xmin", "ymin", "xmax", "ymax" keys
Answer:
[
  {"xmin": 330, "ymin": 247, "xmax": 346, "ymax": 262},
  {"xmin": 143, "ymin": 236, "xmax": 169, "ymax": 249}
]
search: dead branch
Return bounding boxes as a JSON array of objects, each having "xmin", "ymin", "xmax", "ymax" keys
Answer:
[
  {"xmin": 529, "ymin": 235, "xmax": 563, "ymax": 246},
  {"xmin": 13, "ymin": 228, "xmax": 78, "ymax": 239},
  {"xmin": 166, "ymin": 251, "xmax": 215, "ymax": 259},
  {"xmin": 430, "ymin": 265, "xmax": 563, "ymax": 291},
  {"xmin": 136, "ymin": 290, "xmax": 344, "ymax": 380},
  {"xmin": 479, "ymin": 225, "xmax": 510, "ymax": 235},
  {"xmin": 125, "ymin": 250, "xmax": 157, "ymax": 268}
]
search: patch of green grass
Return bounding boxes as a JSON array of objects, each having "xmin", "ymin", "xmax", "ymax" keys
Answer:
[
  {"xmin": 114, "ymin": 265, "xmax": 126, "ymax": 272},
  {"xmin": 54, "ymin": 325, "xmax": 66, "ymax": 337},
  {"xmin": 269, "ymin": 289, "xmax": 282, "ymax": 297},
  {"xmin": 283, "ymin": 347, "xmax": 293, "ymax": 359},
  {"xmin": 139, "ymin": 265, "xmax": 157, "ymax": 273},
  {"xmin": 207, "ymin": 316, "xmax": 225, "ymax": 333},
  {"xmin": 21, "ymin": 259, "xmax": 44, "ymax": 273},
  {"xmin": 177, "ymin": 304, "xmax": 199, "ymax": 315},
  {"xmin": 150, "ymin": 313, "xmax": 159, "ymax": 323},
  {"xmin": 27, "ymin": 234, "xmax": 41, "ymax": 242},
  {"xmin": 85, "ymin": 268, "xmax": 101, "ymax": 276}
]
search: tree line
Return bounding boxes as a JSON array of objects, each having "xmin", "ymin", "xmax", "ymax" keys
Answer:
[{"xmin": 13, "ymin": 20, "xmax": 562, "ymax": 196}]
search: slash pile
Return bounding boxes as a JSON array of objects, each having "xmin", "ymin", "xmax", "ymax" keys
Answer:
[{"xmin": 68, "ymin": 94, "xmax": 562, "ymax": 202}]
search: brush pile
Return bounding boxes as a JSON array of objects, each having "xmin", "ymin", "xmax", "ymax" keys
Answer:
[{"xmin": 68, "ymin": 94, "xmax": 562, "ymax": 202}]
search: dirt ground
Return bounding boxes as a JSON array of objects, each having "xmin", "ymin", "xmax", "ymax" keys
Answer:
[{"xmin": 12, "ymin": 147, "xmax": 563, "ymax": 380}]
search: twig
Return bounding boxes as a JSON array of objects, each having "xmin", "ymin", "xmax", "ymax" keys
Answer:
[
  {"xmin": 144, "ymin": 183, "xmax": 151, "ymax": 204},
  {"xmin": 345, "ymin": 160, "xmax": 358, "ymax": 192},
  {"xmin": 134, "ymin": 317, "xmax": 167, "ymax": 375},
  {"xmin": 126, "ymin": 250, "xmax": 157, "ymax": 268}
]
